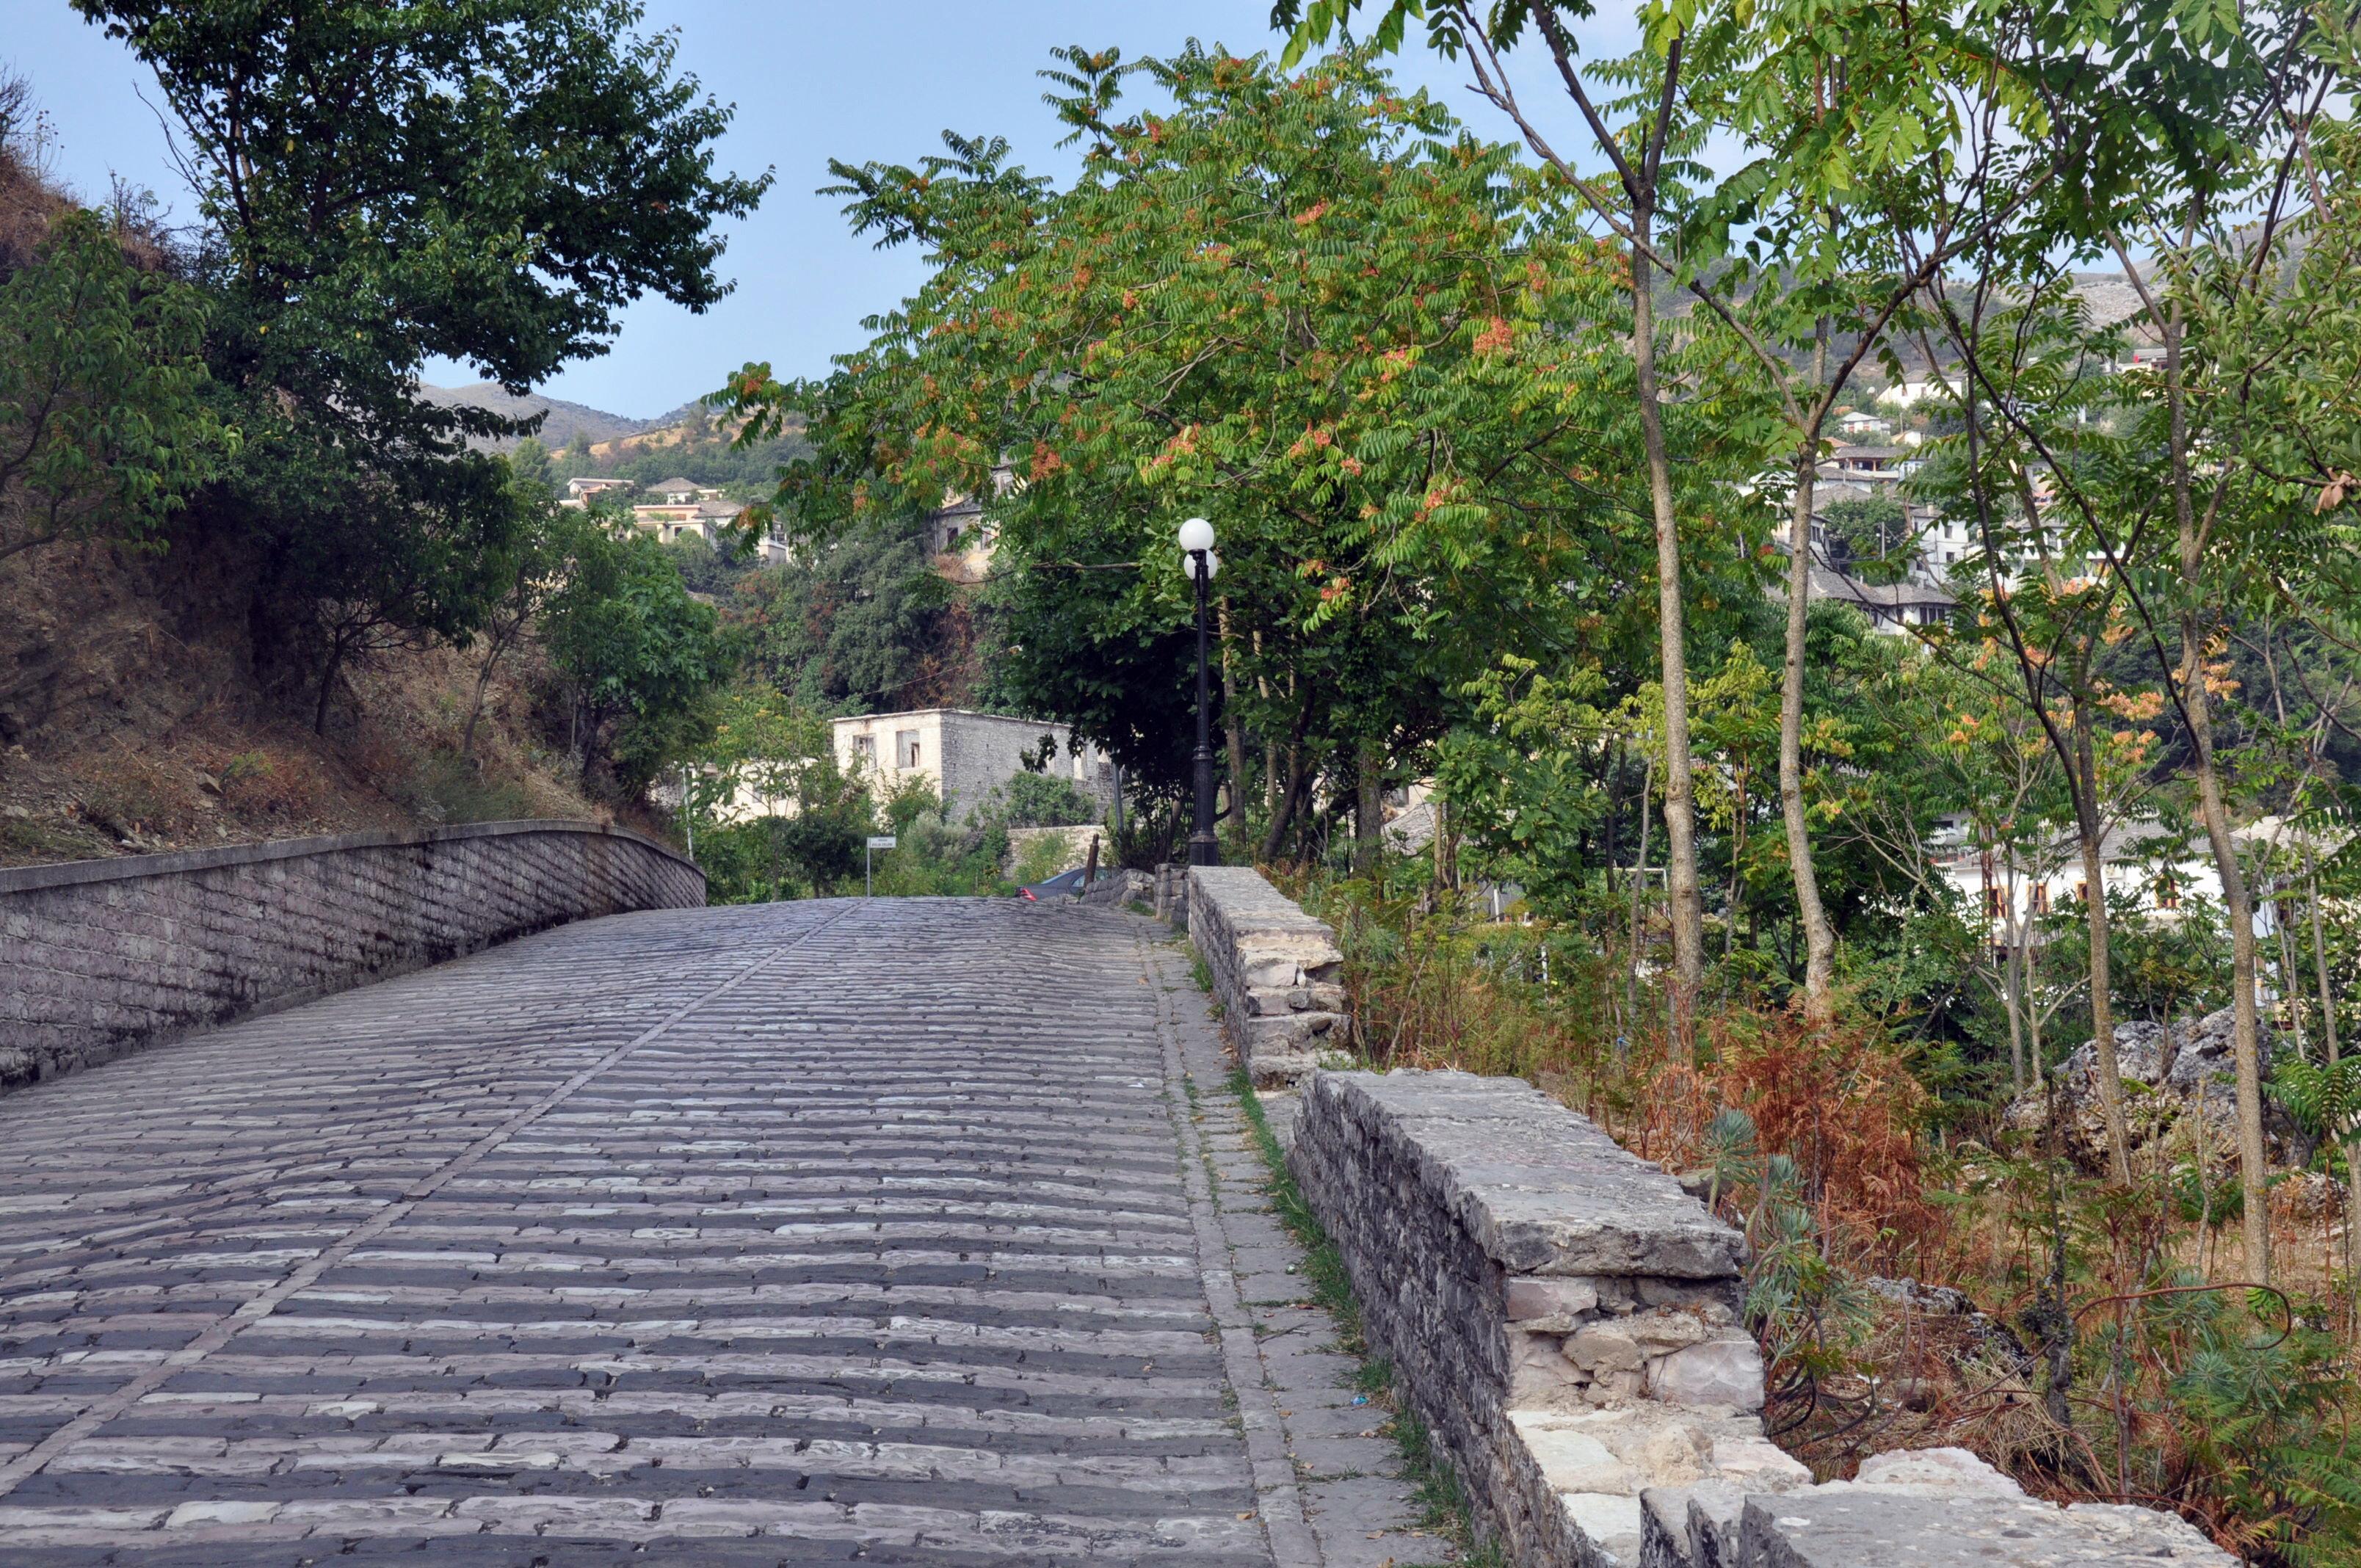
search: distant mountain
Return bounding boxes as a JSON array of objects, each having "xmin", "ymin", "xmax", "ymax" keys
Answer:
[{"xmin": 416, "ymin": 381, "xmax": 697, "ymax": 454}]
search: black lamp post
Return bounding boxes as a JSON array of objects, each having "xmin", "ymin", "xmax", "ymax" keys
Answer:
[{"xmin": 1179, "ymin": 516, "xmax": 1220, "ymax": 867}]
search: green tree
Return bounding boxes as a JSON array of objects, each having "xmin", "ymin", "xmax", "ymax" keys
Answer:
[
  {"xmin": 1912, "ymin": 0, "xmax": 2361, "ymax": 1273},
  {"xmin": 1275, "ymin": 0, "xmax": 2079, "ymax": 1030},
  {"xmin": 541, "ymin": 513, "xmax": 734, "ymax": 797},
  {"xmin": 732, "ymin": 515, "xmax": 964, "ymax": 714},
  {"xmin": 0, "ymin": 209, "xmax": 220, "ymax": 563},
  {"xmin": 508, "ymin": 435, "xmax": 554, "ymax": 493},
  {"xmin": 1819, "ymin": 497, "xmax": 1910, "ymax": 574},
  {"xmin": 981, "ymin": 770, "xmax": 1098, "ymax": 830},
  {"xmin": 717, "ymin": 47, "xmax": 1723, "ymax": 866},
  {"xmin": 73, "ymin": 0, "xmax": 769, "ymax": 741},
  {"xmin": 684, "ymin": 687, "xmax": 874, "ymax": 899},
  {"xmin": 75, "ymin": 0, "xmax": 771, "ymax": 450}
]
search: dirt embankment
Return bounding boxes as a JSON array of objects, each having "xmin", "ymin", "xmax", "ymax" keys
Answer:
[{"xmin": 0, "ymin": 531, "xmax": 669, "ymax": 870}]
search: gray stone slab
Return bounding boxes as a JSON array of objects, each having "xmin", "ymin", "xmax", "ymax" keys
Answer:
[{"xmin": 1739, "ymin": 1491, "xmax": 2234, "ymax": 1567}]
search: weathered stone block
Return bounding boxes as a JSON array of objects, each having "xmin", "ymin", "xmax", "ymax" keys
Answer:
[
  {"xmin": 1652, "ymin": 1336, "xmax": 1766, "ymax": 1414},
  {"xmin": 1507, "ymin": 1277, "xmax": 1601, "ymax": 1329}
]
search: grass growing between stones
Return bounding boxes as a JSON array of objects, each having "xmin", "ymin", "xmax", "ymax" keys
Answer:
[{"xmin": 1227, "ymin": 1065, "xmax": 1505, "ymax": 1567}]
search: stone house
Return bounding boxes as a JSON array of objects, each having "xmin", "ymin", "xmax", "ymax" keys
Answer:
[
  {"xmin": 561, "ymin": 476, "xmax": 633, "ymax": 507},
  {"xmin": 833, "ymin": 708, "xmax": 1112, "ymax": 821}
]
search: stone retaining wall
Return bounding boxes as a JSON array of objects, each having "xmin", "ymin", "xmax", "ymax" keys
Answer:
[
  {"xmin": 1185, "ymin": 865, "xmax": 1346, "ymax": 1086},
  {"xmin": 0, "ymin": 820, "xmax": 705, "ymax": 1092},
  {"xmin": 1290, "ymin": 1068, "xmax": 2234, "ymax": 1568}
]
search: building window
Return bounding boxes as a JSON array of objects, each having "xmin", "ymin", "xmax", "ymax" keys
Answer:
[
  {"xmin": 2028, "ymin": 885, "xmax": 2050, "ymax": 916},
  {"xmin": 896, "ymin": 730, "xmax": 921, "ymax": 769},
  {"xmin": 2075, "ymin": 881, "xmax": 2089, "ymax": 904},
  {"xmin": 852, "ymin": 735, "xmax": 876, "ymax": 763},
  {"xmin": 1984, "ymin": 888, "xmax": 2006, "ymax": 920},
  {"xmin": 2157, "ymin": 876, "xmax": 2180, "ymax": 910}
]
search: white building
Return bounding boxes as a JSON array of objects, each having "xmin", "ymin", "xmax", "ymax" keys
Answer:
[
  {"xmin": 833, "ymin": 708, "xmax": 1114, "ymax": 822},
  {"xmin": 1875, "ymin": 375, "xmax": 1967, "ymax": 408},
  {"xmin": 1926, "ymin": 816, "xmax": 2345, "ymax": 951}
]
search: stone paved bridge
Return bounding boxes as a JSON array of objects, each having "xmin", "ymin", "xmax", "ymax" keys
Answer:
[{"xmin": 0, "ymin": 901, "xmax": 1429, "ymax": 1566}]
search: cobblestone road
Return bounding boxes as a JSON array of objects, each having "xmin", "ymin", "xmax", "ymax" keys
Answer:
[{"xmin": 0, "ymin": 899, "xmax": 1435, "ymax": 1566}]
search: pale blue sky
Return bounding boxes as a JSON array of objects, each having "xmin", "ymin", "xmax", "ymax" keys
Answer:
[{"xmin": 7, "ymin": 2, "xmax": 1625, "ymax": 419}]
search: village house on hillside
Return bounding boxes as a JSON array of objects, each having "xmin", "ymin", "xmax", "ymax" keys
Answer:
[
  {"xmin": 922, "ymin": 462, "xmax": 1017, "ymax": 584},
  {"xmin": 834, "ymin": 709, "xmax": 1113, "ymax": 822},
  {"xmin": 627, "ymin": 477, "xmax": 742, "ymax": 545},
  {"xmin": 700, "ymin": 709, "xmax": 1115, "ymax": 828},
  {"xmin": 1928, "ymin": 814, "xmax": 2346, "ymax": 966},
  {"xmin": 558, "ymin": 474, "xmax": 789, "ymax": 561},
  {"xmin": 563, "ymin": 476, "xmax": 633, "ymax": 505}
]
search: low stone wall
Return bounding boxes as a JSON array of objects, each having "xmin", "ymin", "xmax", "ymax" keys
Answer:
[
  {"xmin": 1185, "ymin": 865, "xmax": 1346, "ymax": 1086},
  {"xmin": 1080, "ymin": 867, "xmax": 1153, "ymax": 907},
  {"xmin": 1152, "ymin": 862, "xmax": 1189, "ymax": 926},
  {"xmin": 0, "ymin": 820, "xmax": 704, "ymax": 1092},
  {"xmin": 1289, "ymin": 1069, "xmax": 2234, "ymax": 1568}
]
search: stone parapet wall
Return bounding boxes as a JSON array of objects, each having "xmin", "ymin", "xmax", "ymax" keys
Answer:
[
  {"xmin": 1643, "ymin": 1446, "xmax": 2233, "ymax": 1567},
  {"xmin": 1290, "ymin": 1069, "xmax": 2234, "ymax": 1568},
  {"xmin": 1185, "ymin": 865, "xmax": 1346, "ymax": 1086},
  {"xmin": 1152, "ymin": 863, "xmax": 1189, "ymax": 926},
  {"xmin": 0, "ymin": 821, "xmax": 705, "ymax": 1093},
  {"xmin": 1079, "ymin": 867, "xmax": 1152, "ymax": 907}
]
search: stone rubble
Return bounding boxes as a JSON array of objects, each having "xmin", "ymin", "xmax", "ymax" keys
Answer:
[
  {"xmin": 1644, "ymin": 1446, "xmax": 2233, "ymax": 1567},
  {"xmin": 2002, "ymin": 1003, "xmax": 2287, "ymax": 1172}
]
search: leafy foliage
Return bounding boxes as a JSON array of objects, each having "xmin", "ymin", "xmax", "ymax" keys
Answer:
[
  {"xmin": 0, "ymin": 210, "xmax": 221, "ymax": 562},
  {"xmin": 716, "ymin": 46, "xmax": 1758, "ymax": 828},
  {"xmin": 540, "ymin": 509, "xmax": 734, "ymax": 797}
]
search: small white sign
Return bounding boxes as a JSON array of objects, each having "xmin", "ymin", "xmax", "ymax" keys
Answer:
[{"xmin": 866, "ymin": 835, "xmax": 898, "ymax": 850}]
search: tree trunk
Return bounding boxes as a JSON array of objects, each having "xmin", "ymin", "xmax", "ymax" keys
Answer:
[
  {"xmin": 1724, "ymin": 767, "xmax": 1747, "ymax": 962},
  {"xmin": 2310, "ymin": 857, "xmax": 2340, "ymax": 1062},
  {"xmin": 1353, "ymin": 741, "xmax": 1383, "ymax": 873},
  {"xmin": 1259, "ymin": 738, "xmax": 1310, "ymax": 864},
  {"xmin": 313, "ymin": 637, "xmax": 348, "ymax": 736},
  {"xmin": 2070, "ymin": 702, "xmax": 2132, "ymax": 1183},
  {"xmin": 1780, "ymin": 451, "xmax": 1837, "ymax": 1022},
  {"xmin": 2180, "ymin": 587, "xmax": 2269, "ymax": 1280},
  {"xmin": 2005, "ymin": 921, "xmax": 2027, "ymax": 1095},
  {"xmin": 2164, "ymin": 335, "xmax": 2271, "ymax": 1281},
  {"xmin": 1627, "ymin": 754, "xmax": 1655, "ymax": 1050},
  {"xmin": 2307, "ymin": 858, "xmax": 2359, "ymax": 1302},
  {"xmin": 1256, "ymin": 631, "xmax": 1280, "ymax": 821},
  {"xmin": 460, "ymin": 625, "xmax": 510, "ymax": 763},
  {"xmin": 1630, "ymin": 210, "xmax": 1702, "ymax": 1060}
]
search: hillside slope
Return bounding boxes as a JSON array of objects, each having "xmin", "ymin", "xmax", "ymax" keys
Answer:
[
  {"xmin": 0, "ymin": 533, "xmax": 665, "ymax": 869},
  {"xmin": 416, "ymin": 380, "xmax": 697, "ymax": 454}
]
